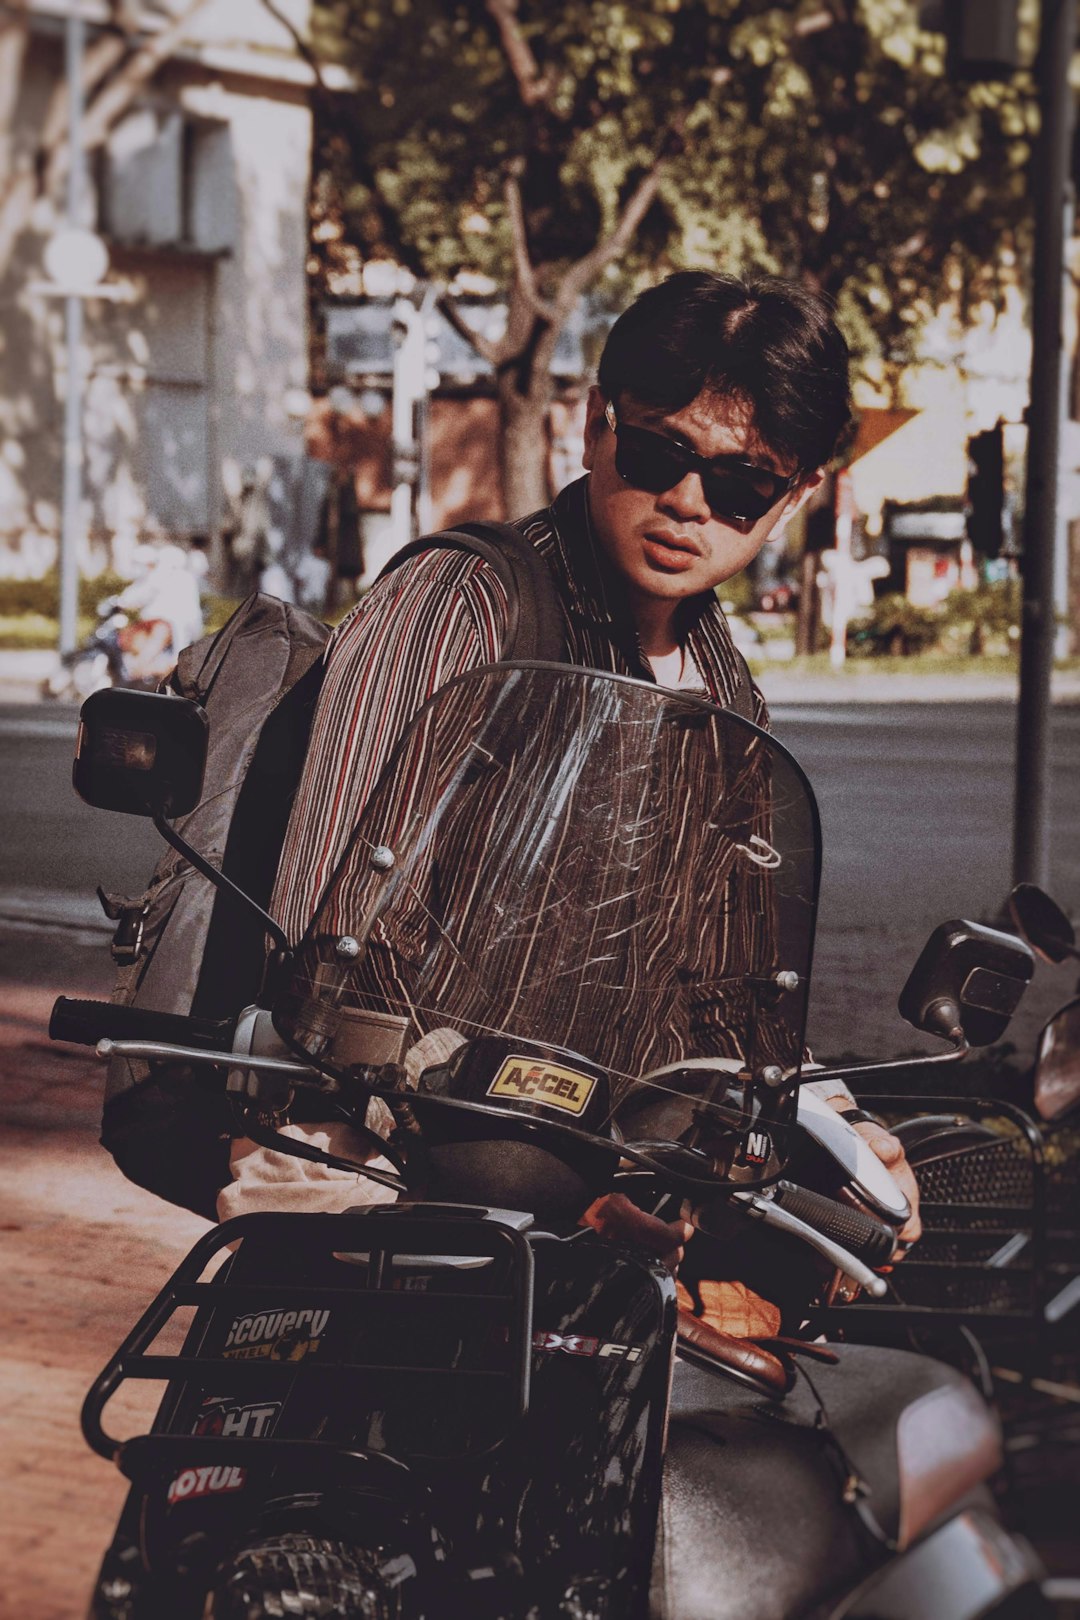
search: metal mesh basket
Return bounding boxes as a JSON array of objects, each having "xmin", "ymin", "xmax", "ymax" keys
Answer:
[{"xmin": 833, "ymin": 1096, "xmax": 1046, "ymax": 1331}]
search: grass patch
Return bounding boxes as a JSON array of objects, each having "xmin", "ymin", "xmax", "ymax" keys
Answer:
[
  {"xmin": 0, "ymin": 598, "xmax": 247, "ymax": 651},
  {"xmin": 0, "ymin": 613, "xmax": 95, "ymax": 650}
]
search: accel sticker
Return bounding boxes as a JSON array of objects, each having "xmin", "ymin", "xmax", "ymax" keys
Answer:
[{"xmin": 487, "ymin": 1056, "xmax": 596, "ymax": 1116}]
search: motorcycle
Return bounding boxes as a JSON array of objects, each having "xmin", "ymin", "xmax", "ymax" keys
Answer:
[
  {"xmin": 52, "ymin": 664, "xmax": 1050, "ymax": 1619},
  {"xmin": 821, "ymin": 886, "xmax": 1080, "ymax": 1356},
  {"xmin": 1009, "ymin": 884, "xmax": 1080, "ymax": 1134},
  {"xmin": 40, "ymin": 596, "xmax": 173, "ymax": 701},
  {"xmin": 998, "ymin": 886, "xmax": 1080, "ymax": 1346}
]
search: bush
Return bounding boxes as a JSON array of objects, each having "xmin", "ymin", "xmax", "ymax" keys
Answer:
[
  {"xmin": 0, "ymin": 569, "xmax": 131, "ymax": 619},
  {"xmin": 939, "ymin": 578, "xmax": 1021, "ymax": 655},
  {"xmin": 848, "ymin": 593, "xmax": 942, "ymax": 657}
]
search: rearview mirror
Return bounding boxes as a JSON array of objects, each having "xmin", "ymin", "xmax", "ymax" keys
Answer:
[
  {"xmin": 898, "ymin": 919, "xmax": 1034, "ymax": 1047},
  {"xmin": 1034, "ymin": 999, "xmax": 1080, "ymax": 1122},
  {"xmin": 1009, "ymin": 882, "xmax": 1079, "ymax": 965},
  {"xmin": 73, "ymin": 688, "xmax": 208, "ymax": 818}
]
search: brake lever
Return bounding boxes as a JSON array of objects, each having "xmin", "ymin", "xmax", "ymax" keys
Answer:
[{"xmin": 729, "ymin": 1191, "xmax": 888, "ymax": 1299}]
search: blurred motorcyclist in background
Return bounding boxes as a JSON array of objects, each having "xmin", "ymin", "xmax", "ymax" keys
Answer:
[{"xmin": 116, "ymin": 543, "xmax": 205, "ymax": 683}]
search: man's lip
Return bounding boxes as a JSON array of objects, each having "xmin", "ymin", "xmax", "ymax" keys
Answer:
[{"xmin": 644, "ymin": 531, "xmax": 702, "ymax": 558}]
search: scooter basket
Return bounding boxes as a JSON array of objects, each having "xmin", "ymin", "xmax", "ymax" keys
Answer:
[{"xmin": 817, "ymin": 1096, "xmax": 1049, "ymax": 1338}]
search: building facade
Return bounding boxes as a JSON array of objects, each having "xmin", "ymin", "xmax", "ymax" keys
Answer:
[{"xmin": 0, "ymin": 0, "xmax": 315, "ymax": 580}]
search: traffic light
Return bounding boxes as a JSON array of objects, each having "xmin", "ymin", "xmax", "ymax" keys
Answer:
[
  {"xmin": 920, "ymin": 0, "xmax": 1020, "ymax": 80},
  {"xmin": 966, "ymin": 424, "xmax": 1005, "ymax": 556}
]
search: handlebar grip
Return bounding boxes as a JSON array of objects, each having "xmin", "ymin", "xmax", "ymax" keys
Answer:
[
  {"xmin": 49, "ymin": 997, "xmax": 232, "ymax": 1053},
  {"xmin": 771, "ymin": 1181, "xmax": 897, "ymax": 1269}
]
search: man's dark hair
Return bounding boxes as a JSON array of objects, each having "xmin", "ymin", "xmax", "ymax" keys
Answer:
[{"xmin": 597, "ymin": 271, "xmax": 852, "ymax": 475}]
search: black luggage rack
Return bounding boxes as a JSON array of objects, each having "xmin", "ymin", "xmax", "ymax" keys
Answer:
[{"xmin": 82, "ymin": 1209, "xmax": 535, "ymax": 1487}]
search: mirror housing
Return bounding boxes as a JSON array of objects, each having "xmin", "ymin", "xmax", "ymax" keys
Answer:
[
  {"xmin": 1009, "ymin": 882, "xmax": 1078, "ymax": 965},
  {"xmin": 73, "ymin": 688, "xmax": 208, "ymax": 818},
  {"xmin": 1034, "ymin": 998, "xmax": 1080, "ymax": 1122},
  {"xmin": 898, "ymin": 919, "xmax": 1034, "ymax": 1047}
]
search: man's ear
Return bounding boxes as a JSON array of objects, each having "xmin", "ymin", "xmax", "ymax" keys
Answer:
[
  {"xmin": 772, "ymin": 467, "xmax": 826, "ymax": 537},
  {"xmin": 581, "ymin": 386, "xmax": 608, "ymax": 472}
]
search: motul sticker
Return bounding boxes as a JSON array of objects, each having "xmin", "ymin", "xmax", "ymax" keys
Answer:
[
  {"xmin": 192, "ymin": 1398, "xmax": 279, "ymax": 1439},
  {"xmin": 167, "ymin": 1464, "xmax": 246, "ymax": 1505},
  {"xmin": 533, "ymin": 1331, "xmax": 642, "ymax": 1362},
  {"xmin": 487, "ymin": 1057, "xmax": 596, "ymax": 1116},
  {"xmin": 222, "ymin": 1307, "xmax": 329, "ymax": 1362}
]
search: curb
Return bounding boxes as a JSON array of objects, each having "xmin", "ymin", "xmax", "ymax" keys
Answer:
[{"xmin": 2, "ymin": 648, "xmax": 1079, "ymax": 706}]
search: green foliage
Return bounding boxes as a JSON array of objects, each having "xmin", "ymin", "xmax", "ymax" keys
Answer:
[
  {"xmin": 715, "ymin": 572, "xmax": 755, "ymax": 616},
  {"xmin": 202, "ymin": 594, "xmax": 245, "ymax": 635},
  {"xmin": 938, "ymin": 577, "xmax": 1021, "ymax": 653},
  {"xmin": 0, "ymin": 570, "xmax": 131, "ymax": 619},
  {"xmin": 312, "ymin": 0, "xmax": 1034, "ymax": 389},
  {"xmin": 848, "ymin": 591, "xmax": 942, "ymax": 656},
  {"xmin": 848, "ymin": 579, "xmax": 1020, "ymax": 660}
]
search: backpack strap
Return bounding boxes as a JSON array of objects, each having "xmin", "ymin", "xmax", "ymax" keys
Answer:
[
  {"xmin": 378, "ymin": 521, "xmax": 757, "ymax": 719},
  {"xmin": 376, "ymin": 521, "xmax": 566, "ymax": 664},
  {"xmin": 727, "ymin": 648, "xmax": 756, "ymax": 723}
]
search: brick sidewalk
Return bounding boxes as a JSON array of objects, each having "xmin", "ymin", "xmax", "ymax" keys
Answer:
[{"xmin": 1, "ymin": 986, "xmax": 209, "ymax": 1619}]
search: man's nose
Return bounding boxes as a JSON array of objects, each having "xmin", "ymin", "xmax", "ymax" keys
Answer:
[{"xmin": 658, "ymin": 472, "xmax": 710, "ymax": 523}]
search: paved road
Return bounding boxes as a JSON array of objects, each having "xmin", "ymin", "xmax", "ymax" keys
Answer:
[
  {"xmin": 2, "ymin": 700, "xmax": 1076, "ymax": 1057},
  {"xmin": 768, "ymin": 702, "xmax": 1080, "ymax": 1062}
]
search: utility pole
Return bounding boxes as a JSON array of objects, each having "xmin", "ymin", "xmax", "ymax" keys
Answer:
[
  {"xmin": 1013, "ymin": 0, "xmax": 1077, "ymax": 887},
  {"xmin": 389, "ymin": 286, "xmax": 439, "ymax": 550},
  {"xmin": 58, "ymin": 7, "xmax": 87, "ymax": 657}
]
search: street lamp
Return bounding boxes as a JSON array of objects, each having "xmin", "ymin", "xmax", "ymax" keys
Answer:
[{"xmin": 32, "ymin": 16, "xmax": 129, "ymax": 657}]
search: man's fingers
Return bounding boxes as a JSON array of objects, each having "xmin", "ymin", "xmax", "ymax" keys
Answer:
[
  {"xmin": 850, "ymin": 1121, "xmax": 922, "ymax": 1251},
  {"xmin": 854, "ymin": 1123, "xmax": 904, "ymax": 1166},
  {"xmin": 580, "ymin": 1192, "xmax": 694, "ymax": 1265}
]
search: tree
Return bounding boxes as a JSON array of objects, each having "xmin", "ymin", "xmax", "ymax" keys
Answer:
[
  {"xmin": 311, "ymin": 0, "xmax": 1035, "ymax": 514},
  {"xmin": 0, "ymin": 1, "xmax": 222, "ymax": 280}
]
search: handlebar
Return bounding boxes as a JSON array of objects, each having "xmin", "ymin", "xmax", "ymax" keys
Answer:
[
  {"xmin": 49, "ymin": 996, "xmax": 233, "ymax": 1053},
  {"xmin": 50, "ymin": 1005, "xmax": 900, "ymax": 1294},
  {"xmin": 769, "ymin": 1181, "xmax": 897, "ymax": 1269}
]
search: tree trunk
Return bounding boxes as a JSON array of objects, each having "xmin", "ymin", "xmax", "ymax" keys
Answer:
[
  {"xmin": 497, "ymin": 370, "xmax": 556, "ymax": 516},
  {"xmin": 493, "ymin": 276, "xmax": 565, "ymax": 516},
  {"xmin": 0, "ymin": 8, "xmax": 30, "ymax": 188}
]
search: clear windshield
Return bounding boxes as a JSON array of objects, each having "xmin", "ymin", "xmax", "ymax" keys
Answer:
[{"xmin": 274, "ymin": 665, "xmax": 820, "ymax": 1147}]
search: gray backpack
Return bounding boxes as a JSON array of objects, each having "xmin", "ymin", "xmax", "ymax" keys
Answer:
[{"xmin": 99, "ymin": 523, "xmax": 569, "ymax": 1217}]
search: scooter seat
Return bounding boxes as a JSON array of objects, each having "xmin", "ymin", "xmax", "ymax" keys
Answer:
[{"xmin": 652, "ymin": 1341, "xmax": 1002, "ymax": 1620}]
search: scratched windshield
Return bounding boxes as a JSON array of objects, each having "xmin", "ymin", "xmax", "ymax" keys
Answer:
[{"xmin": 275, "ymin": 664, "xmax": 820, "ymax": 1133}]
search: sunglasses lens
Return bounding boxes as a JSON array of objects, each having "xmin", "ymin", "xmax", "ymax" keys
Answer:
[
  {"xmin": 613, "ymin": 429, "xmax": 687, "ymax": 496},
  {"xmin": 700, "ymin": 470, "xmax": 778, "ymax": 524},
  {"xmin": 612, "ymin": 424, "xmax": 785, "ymax": 523}
]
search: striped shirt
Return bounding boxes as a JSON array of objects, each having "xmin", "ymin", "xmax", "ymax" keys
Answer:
[{"xmin": 272, "ymin": 475, "xmax": 767, "ymax": 946}]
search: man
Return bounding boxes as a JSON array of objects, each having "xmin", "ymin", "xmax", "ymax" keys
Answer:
[{"xmin": 230, "ymin": 271, "xmax": 919, "ymax": 1316}]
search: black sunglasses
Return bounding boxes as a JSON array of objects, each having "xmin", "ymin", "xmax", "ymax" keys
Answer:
[{"xmin": 603, "ymin": 401, "xmax": 800, "ymax": 524}]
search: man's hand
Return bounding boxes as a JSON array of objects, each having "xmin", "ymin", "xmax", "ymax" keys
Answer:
[
  {"xmin": 580, "ymin": 1192, "xmax": 694, "ymax": 1270},
  {"xmin": 824, "ymin": 1097, "xmax": 922, "ymax": 1251}
]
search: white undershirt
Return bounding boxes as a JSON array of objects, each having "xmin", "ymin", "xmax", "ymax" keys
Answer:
[{"xmin": 648, "ymin": 644, "xmax": 705, "ymax": 691}]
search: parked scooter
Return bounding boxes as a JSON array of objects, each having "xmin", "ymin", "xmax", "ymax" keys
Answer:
[
  {"xmin": 53, "ymin": 667, "xmax": 1051, "ymax": 1618},
  {"xmin": 1009, "ymin": 884, "xmax": 1080, "ymax": 1129}
]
